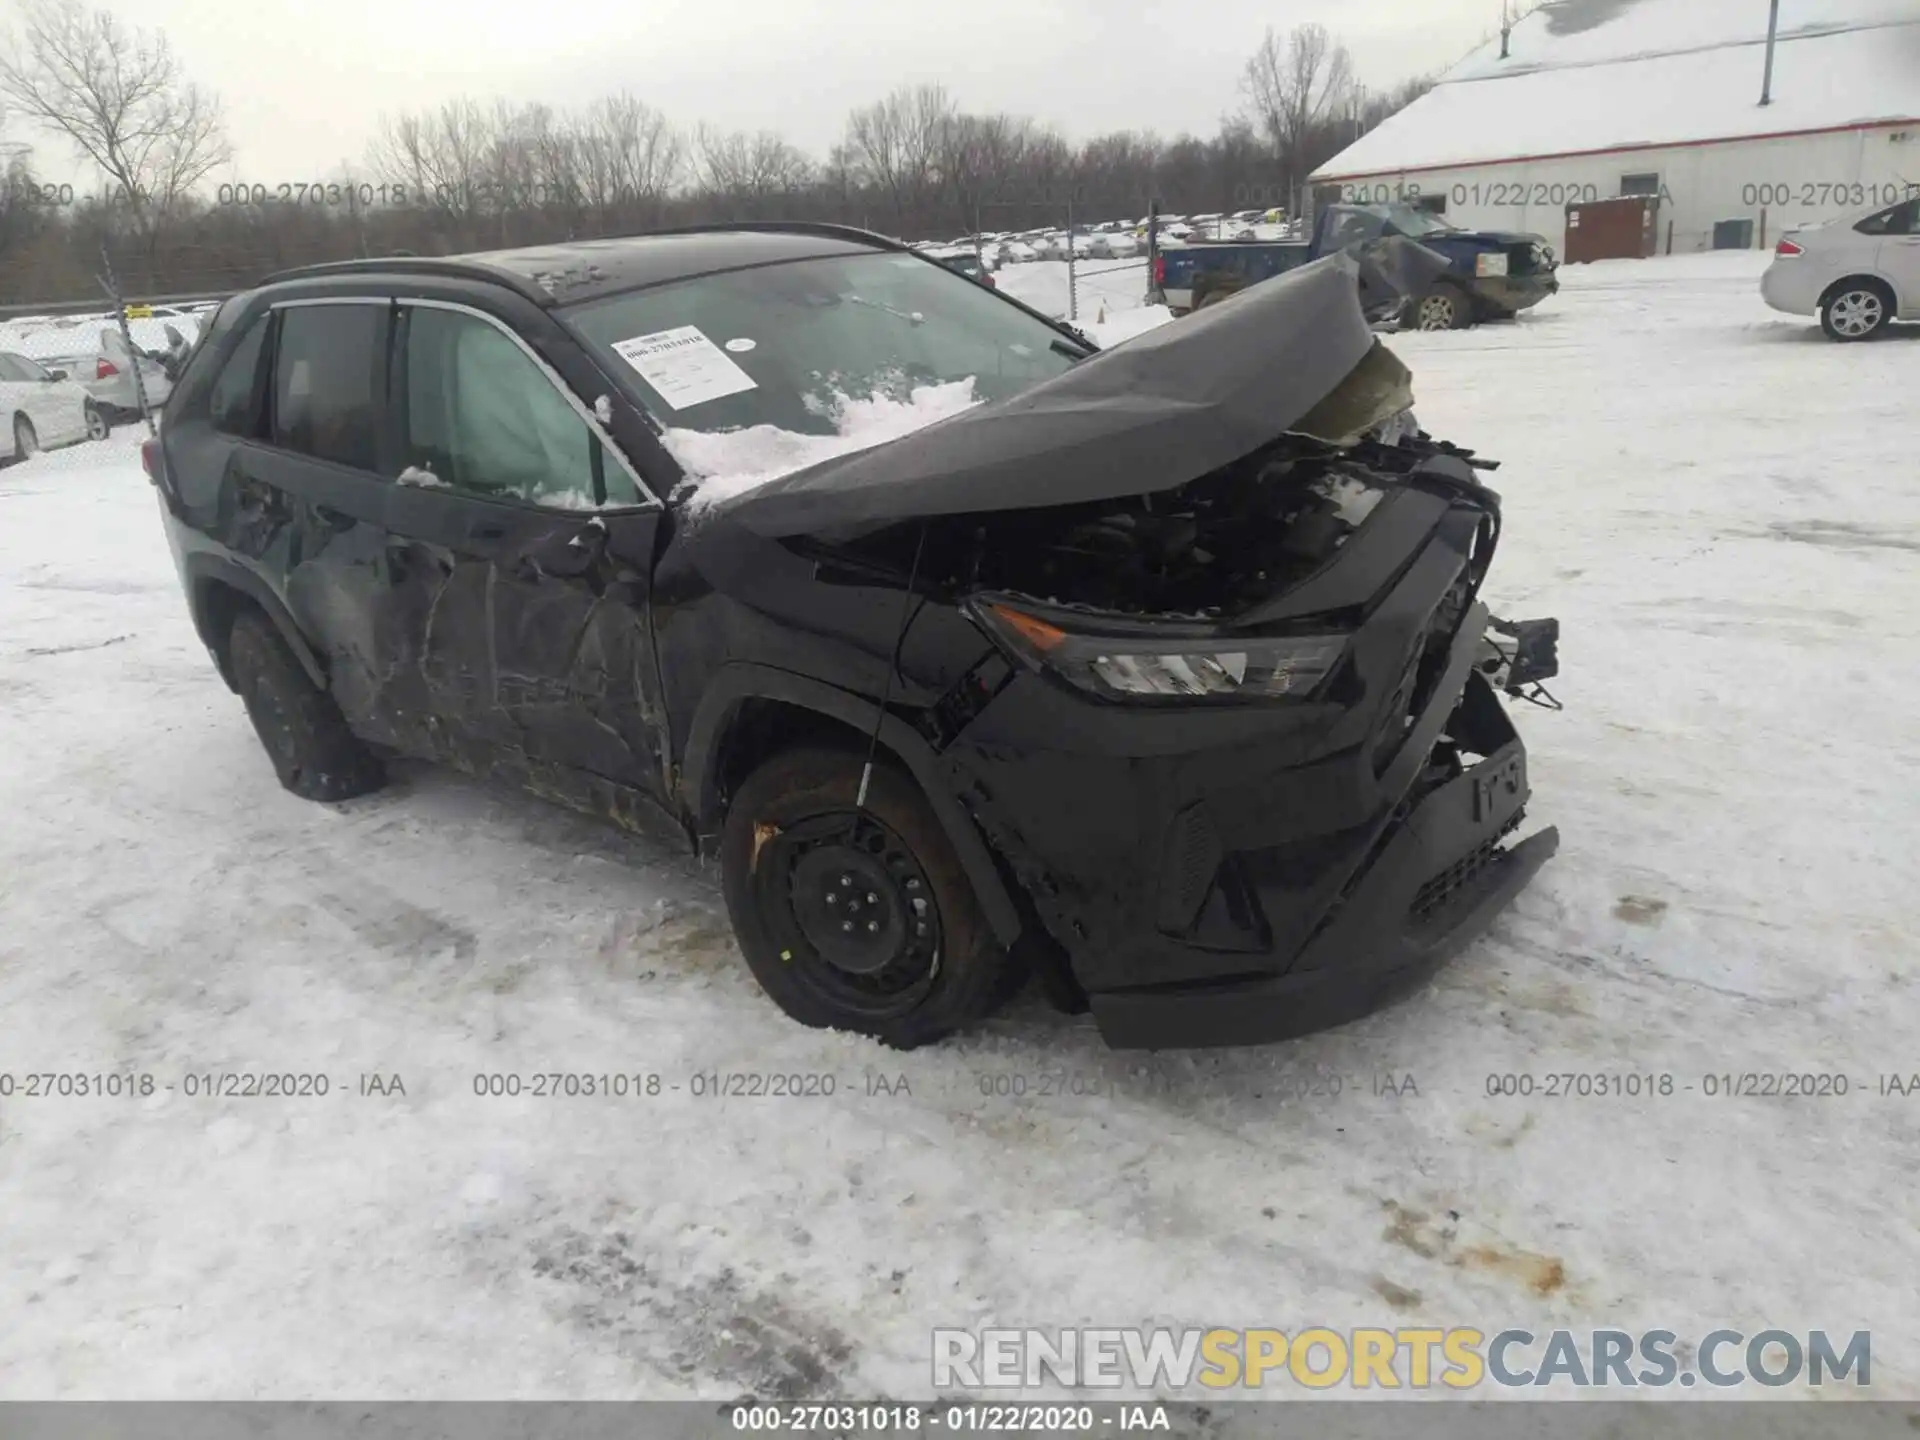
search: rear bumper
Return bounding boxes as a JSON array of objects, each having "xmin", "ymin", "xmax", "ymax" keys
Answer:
[{"xmin": 1760, "ymin": 262, "xmax": 1818, "ymax": 317}]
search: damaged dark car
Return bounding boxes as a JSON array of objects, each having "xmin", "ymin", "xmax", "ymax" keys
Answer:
[{"xmin": 148, "ymin": 224, "xmax": 1561, "ymax": 1050}]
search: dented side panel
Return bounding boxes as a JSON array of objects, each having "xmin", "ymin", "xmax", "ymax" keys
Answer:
[{"xmin": 380, "ymin": 485, "xmax": 670, "ymax": 799}]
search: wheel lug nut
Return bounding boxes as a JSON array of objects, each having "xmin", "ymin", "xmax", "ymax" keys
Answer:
[
  {"xmin": 840, "ymin": 874, "xmax": 852, "ymax": 886},
  {"xmin": 906, "ymin": 879, "xmax": 920, "ymax": 891},
  {"xmin": 866, "ymin": 892, "xmax": 878, "ymax": 904},
  {"xmin": 841, "ymin": 921, "xmax": 853, "ymax": 933},
  {"xmin": 827, "ymin": 891, "xmax": 837, "ymax": 904},
  {"xmin": 867, "ymin": 921, "xmax": 879, "ymax": 933}
]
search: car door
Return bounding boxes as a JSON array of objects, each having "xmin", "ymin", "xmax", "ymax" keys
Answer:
[
  {"xmin": 1872, "ymin": 198, "xmax": 1920, "ymax": 316},
  {"xmin": 225, "ymin": 296, "xmax": 407, "ymax": 746},
  {"xmin": 381, "ymin": 297, "xmax": 670, "ymax": 806}
]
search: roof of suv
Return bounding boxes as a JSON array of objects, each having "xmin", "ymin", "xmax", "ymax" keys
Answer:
[{"xmin": 259, "ymin": 224, "xmax": 897, "ymax": 308}]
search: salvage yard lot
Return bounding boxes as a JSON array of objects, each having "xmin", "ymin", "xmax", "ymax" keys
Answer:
[{"xmin": 2, "ymin": 251, "xmax": 1917, "ymax": 1398}]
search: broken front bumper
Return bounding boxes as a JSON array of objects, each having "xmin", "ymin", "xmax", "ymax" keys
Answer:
[
  {"xmin": 949, "ymin": 576, "xmax": 1561, "ymax": 1049},
  {"xmin": 1088, "ymin": 696, "xmax": 1560, "ymax": 1049}
]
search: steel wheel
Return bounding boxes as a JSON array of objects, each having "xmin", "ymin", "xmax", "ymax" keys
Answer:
[
  {"xmin": 13, "ymin": 415, "xmax": 38, "ymax": 458},
  {"xmin": 751, "ymin": 811, "xmax": 944, "ymax": 1020},
  {"xmin": 1824, "ymin": 287, "xmax": 1887, "ymax": 341}
]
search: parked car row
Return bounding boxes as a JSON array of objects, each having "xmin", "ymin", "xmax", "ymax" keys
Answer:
[{"xmin": 909, "ymin": 210, "xmax": 1299, "ymax": 271}]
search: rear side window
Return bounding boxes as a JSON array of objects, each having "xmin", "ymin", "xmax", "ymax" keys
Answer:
[
  {"xmin": 271, "ymin": 304, "xmax": 384, "ymax": 469},
  {"xmin": 210, "ymin": 314, "xmax": 271, "ymax": 436},
  {"xmin": 1855, "ymin": 199, "xmax": 1918, "ymax": 236},
  {"xmin": 401, "ymin": 305, "xmax": 638, "ymax": 508}
]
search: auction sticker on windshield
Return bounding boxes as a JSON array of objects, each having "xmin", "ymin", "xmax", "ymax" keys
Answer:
[{"xmin": 610, "ymin": 325, "xmax": 757, "ymax": 410}]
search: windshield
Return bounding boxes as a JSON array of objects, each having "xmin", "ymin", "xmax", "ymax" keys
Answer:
[
  {"xmin": 1371, "ymin": 204, "xmax": 1458, "ymax": 238},
  {"xmin": 565, "ymin": 251, "xmax": 1076, "ymax": 444}
]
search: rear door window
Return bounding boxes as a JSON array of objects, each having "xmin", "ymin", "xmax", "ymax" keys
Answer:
[
  {"xmin": 210, "ymin": 314, "xmax": 272, "ymax": 437},
  {"xmin": 270, "ymin": 303, "xmax": 386, "ymax": 470}
]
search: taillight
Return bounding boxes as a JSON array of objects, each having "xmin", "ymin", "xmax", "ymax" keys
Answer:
[
  {"xmin": 1776, "ymin": 237, "xmax": 1803, "ymax": 257},
  {"xmin": 1152, "ymin": 255, "xmax": 1165, "ymax": 285},
  {"xmin": 140, "ymin": 436, "xmax": 164, "ymax": 486},
  {"xmin": 97, "ymin": 357, "xmax": 119, "ymax": 378},
  {"xmin": 984, "ymin": 274, "xmax": 995, "ymax": 288}
]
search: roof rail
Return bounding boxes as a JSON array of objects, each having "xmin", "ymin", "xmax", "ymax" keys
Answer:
[{"xmin": 257, "ymin": 255, "xmax": 553, "ymax": 306}]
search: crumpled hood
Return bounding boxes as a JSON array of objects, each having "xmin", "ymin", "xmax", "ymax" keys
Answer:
[{"xmin": 705, "ymin": 250, "xmax": 1383, "ymax": 540}]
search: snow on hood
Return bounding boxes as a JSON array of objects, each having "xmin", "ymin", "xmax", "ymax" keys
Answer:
[{"xmin": 665, "ymin": 378, "xmax": 984, "ymax": 507}]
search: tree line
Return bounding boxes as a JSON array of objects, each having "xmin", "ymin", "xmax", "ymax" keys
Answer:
[{"xmin": 0, "ymin": 0, "xmax": 1435, "ymax": 305}]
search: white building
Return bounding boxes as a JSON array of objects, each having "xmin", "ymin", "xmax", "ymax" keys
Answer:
[{"xmin": 1311, "ymin": 0, "xmax": 1920, "ymax": 256}]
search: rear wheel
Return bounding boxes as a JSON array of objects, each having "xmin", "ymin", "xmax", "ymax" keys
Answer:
[
  {"xmin": 228, "ymin": 609, "xmax": 386, "ymax": 802},
  {"xmin": 720, "ymin": 746, "xmax": 1020, "ymax": 1048},
  {"xmin": 13, "ymin": 415, "xmax": 39, "ymax": 460},
  {"xmin": 84, "ymin": 404, "xmax": 110, "ymax": 441},
  {"xmin": 1820, "ymin": 280, "xmax": 1892, "ymax": 341}
]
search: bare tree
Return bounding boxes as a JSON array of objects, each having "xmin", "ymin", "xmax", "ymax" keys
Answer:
[
  {"xmin": 576, "ymin": 94, "xmax": 682, "ymax": 215},
  {"xmin": 0, "ymin": 0, "xmax": 230, "ymax": 240},
  {"xmin": 845, "ymin": 83, "xmax": 955, "ymax": 223},
  {"xmin": 1240, "ymin": 23, "xmax": 1354, "ymax": 195},
  {"xmin": 692, "ymin": 125, "xmax": 813, "ymax": 216}
]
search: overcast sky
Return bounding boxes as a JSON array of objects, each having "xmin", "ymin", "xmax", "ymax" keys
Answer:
[{"xmin": 9, "ymin": 0, "xmax": 1507, "ymax": 186}]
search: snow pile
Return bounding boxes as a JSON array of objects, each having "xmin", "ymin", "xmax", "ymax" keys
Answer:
[
  {"xmin": 1084, "ymin": 304, "xmax": 1175, "ymax": 347},
  {"xmin": 664, "ymin": 377, "xmax": 982, "ymax": 505}
]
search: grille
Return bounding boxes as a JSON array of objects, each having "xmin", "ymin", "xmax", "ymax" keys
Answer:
[{"xmin": 1410, "ymin": 811, "xmax": 1524, "ymax": 926}]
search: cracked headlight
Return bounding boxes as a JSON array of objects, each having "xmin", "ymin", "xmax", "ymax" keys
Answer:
[{"xmin": 975, "ymin": 601, "xmax": 1348, "ymax": 704}]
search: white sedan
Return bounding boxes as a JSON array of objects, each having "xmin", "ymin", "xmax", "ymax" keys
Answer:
[
  {"xmin": 0, "ymin": 350, "xmax": 99, "ymax": 463},
  {"xmin": 1761, "ymin": 195, "xmax": 1920, "ymax": 341}
]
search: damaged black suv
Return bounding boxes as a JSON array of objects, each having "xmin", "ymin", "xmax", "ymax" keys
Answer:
[{"xmin": 148, "ymin": 224, "xmax": 1560, "ymax": 1049}]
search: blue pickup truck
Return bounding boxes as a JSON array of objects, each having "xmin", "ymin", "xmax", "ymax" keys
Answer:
[{"xmin": 1150, "ymin": 202, "xmax": 1560, "ymax": 329}]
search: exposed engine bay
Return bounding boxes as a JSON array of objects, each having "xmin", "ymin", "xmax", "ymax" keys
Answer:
[{"xmin": 832, "ymin": 425, "xmax": 1502, "ymax": 622}]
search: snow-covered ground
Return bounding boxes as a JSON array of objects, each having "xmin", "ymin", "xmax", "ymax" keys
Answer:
[{"xmin": 3, "ymin": 252, "xmax": 1919, "ymax": 1400}]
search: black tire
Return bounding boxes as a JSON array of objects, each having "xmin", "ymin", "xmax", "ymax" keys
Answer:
[
  {"xmin": 84, "ymin": 404, "xmax": 110, "ymax": 441},
  {"xmin": 228, "ymin": 609, "xmax": 385, "ymax": 802},
  {"xmin": 13, "ymin": 414, "xmax": 38, "ymax": 460},
  {"xmin": 720, "ymin": 746, "xmax": 1020, "ymax": 1048},
  {"xmin": 1820, "ymin": 278, "xmax": 1893, "ymax": 342},
  {"xmin": 1413, "ymin": 282, "xmax": 1471, "ymax": 331}
]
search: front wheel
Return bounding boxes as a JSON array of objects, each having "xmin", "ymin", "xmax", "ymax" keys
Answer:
[
  {"xmin": 720, "ymin": 747, "xmax": 1021, "ymax": 1048},
  {"xmin": 1414, "ymin": 284, "xmax": 1471, "ymax": 331}
]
